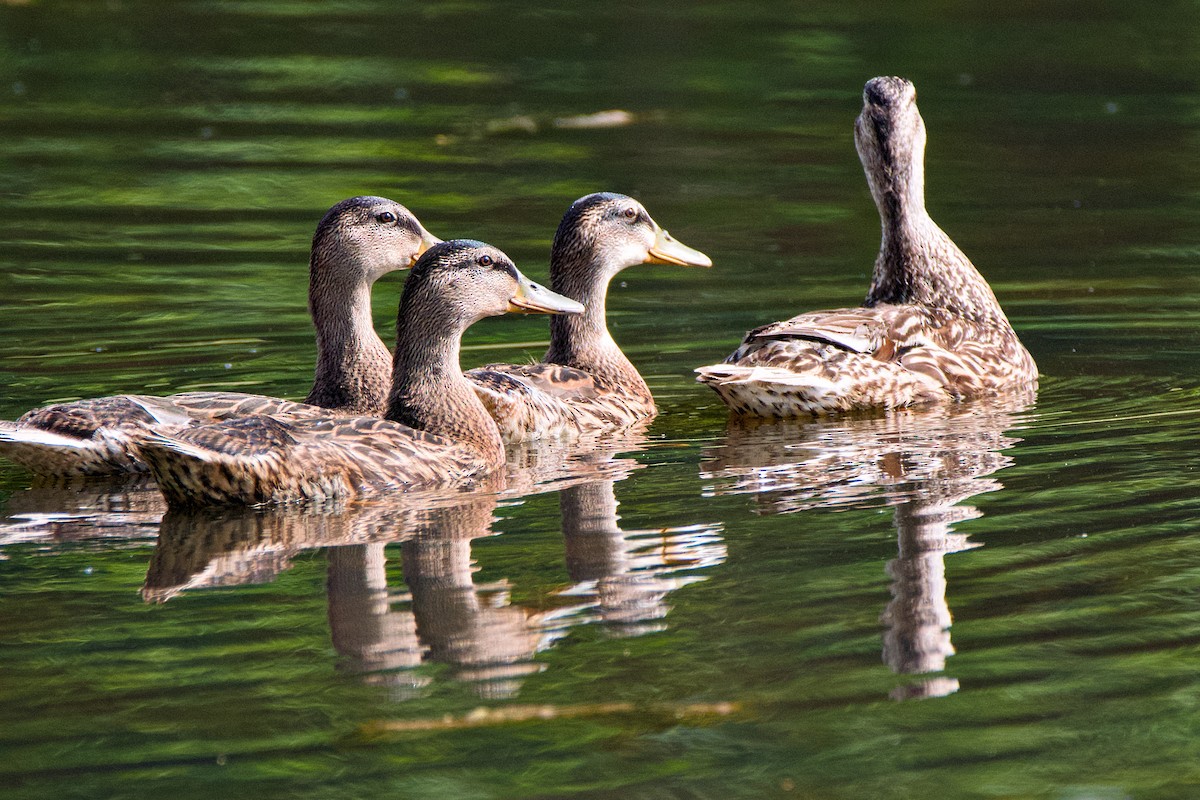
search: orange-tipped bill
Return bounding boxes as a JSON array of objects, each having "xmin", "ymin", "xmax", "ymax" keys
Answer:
[
  {"xmin": 507, "ymin": 271, "xmax": 585, "ymax": 315},
  {"xmin": 646, "ymin": 227, "xmax": 712, "ymax": 267}
]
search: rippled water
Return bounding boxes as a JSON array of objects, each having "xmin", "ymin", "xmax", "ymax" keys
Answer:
[{"xmin": 4, "ymin": 1, "xmax": 1200, "ymax": 798}]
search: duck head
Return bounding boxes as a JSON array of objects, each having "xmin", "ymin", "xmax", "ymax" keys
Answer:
[
  {"xmin": 311, "ymin": 195, "xmax": 441, "ymax": 286},
  {"xmin": 403, "ymin": 240, "xmax": 584, "ymax": 330},
  {"xmin": 551, "ymin": 192, "xmax": 711, "ymax": 286},
  {"xmin": 854, "ymin": 77, "xmax": 927, "ymax": 216}
]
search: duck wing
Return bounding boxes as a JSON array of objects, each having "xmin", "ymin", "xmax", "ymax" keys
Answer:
[
  {"xmin": 0, "ymin": 394, "xmax": 201, "ymax": 476},
  {"xmin": 168, "ymin": 391, "xmax": 331, "ymax": 422},
  {"xmin": 0, "ymin": 390, "xmax": 348, "ymax": 478},
  {"xmin": 696, "ymin": 306, "xmax": 957, "ymax": 415},
  {"xmin": 469, "ymin": 363, "xmax": 601, "ymax": 401},
  {"xmin": 467, "ymin": 363, "xmax": 651, "ymax": 442},
  {"xmin": 136, "ymin": 414, "xmax": 489, "ymax": 507}
]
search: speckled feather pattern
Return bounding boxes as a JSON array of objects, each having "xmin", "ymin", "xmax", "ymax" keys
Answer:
[
  {"xmin": 463, "ymin": 193, "xmax": 698, "ymax": 441},
  {"xmin": 467, "ymin": 363, "xmax": 654, "ymax": 441},
  {"xmin": 0, "ymin": 197, "xmax": 426, "ymax": 477},
  {"xmin": 697, "ymin": 303, "xmax": 1037, "ymax": 416},
  {"xmin": 136, "ymin": 414, "xmax": 499, "ymax": 507},
  {"xmin": 697, "ymin": 76, "xmax": 1038, "ymax": 417},
  {"xmin": 169, "ymin": 391, "xmax": 340, "ymax": 421},
  {"xmin": 0, "ymin": 392, "xmax": 336, "ymax": 477}
]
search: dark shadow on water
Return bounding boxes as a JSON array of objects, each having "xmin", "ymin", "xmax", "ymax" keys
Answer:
[{"xmin": 700, "ymin": 391, "xmax": 1036, "ymax": 699}]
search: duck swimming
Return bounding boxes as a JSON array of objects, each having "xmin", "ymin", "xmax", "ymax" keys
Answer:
[
  {"xmin": 696, "ymin": 77, "xmax": 1037, "ymax": 416},
  {"xmin": 0, "ymin": 196, "xmax": 439, "ymax": 477},
  {"xmin": 467, "ymin": 193, "xmax": 711, "ymax": 440},
  {"xmin": 135, "ymin": 240, "xmax": 584, "ymax": 507}
]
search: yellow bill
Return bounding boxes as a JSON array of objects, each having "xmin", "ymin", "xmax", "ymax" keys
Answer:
[
  {"xmin": 646, "ymin": 226, "xmax": 712, "ymax": 268},
  {"xmin": 507, "ymin": 271, "xmax": 585, "ymax": 315}
]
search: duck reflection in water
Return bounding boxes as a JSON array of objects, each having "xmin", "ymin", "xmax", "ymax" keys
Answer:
[
  {"xmin": 143, "ymin": 488, "xmax": 545, "ymax": 699},
  {"xmin": 0, "ymin": 474, "xmax": 164, "ymax": 546},
  {"xmin": 327, "ymin": 494, "xmax": 543, "ymax": 700},
  {"xmin": 700, "ymin": 391, "xmax": 1033, "ymax": 699},
  {"xmin": 140, "ymin": 432, "xmax": 723, "ymax": 698},
  {"xmin": 558, "ymin": 480, "xmax": 725, "ymax": 638}
]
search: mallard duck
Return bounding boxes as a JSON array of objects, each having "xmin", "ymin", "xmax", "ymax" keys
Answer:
[
  {"xmin": 0, "ymin": 196, "xmax": 439, "ymax": 477},
  {"xmin": 696, "ymin": 77, "xmax": 1038, "ymax": 416},
  {"xmin": 134, "ymin": 240, "xmax": 584, "ymax": 507},
  {"xmin": 467, "ymin": 193, "xmax": 711, "ymax": 440}
]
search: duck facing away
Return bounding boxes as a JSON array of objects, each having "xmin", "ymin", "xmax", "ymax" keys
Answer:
[
  {"xmin": 0, "ymin": 196, "xmax": 439, "ymax": 477},
  {"xmin": 134, "ymin": 241, "xmax": 584, "ymax": 507},
  {"xmin": 467, "ymin": 193, "xmax": 711, "ymax": 441},
  {"xmin": 696, "ymin": 77, "xmax": 1037, "ymax": 416}
]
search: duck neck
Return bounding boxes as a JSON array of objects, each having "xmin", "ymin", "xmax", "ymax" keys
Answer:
[
  {"xmin": 306, "ymin": 270, "xmax": 393, "ymax": 415},
  {"xmin": 386, "ymin": 295, "xmax": 504, "ymax": 467},
  {"xmin": 865, "ymin": 171, "xmax": 1011, "ymax": 329},
  {"xmin": 546, "ymin": 253, "xmax": 649, "ymax": 396}
]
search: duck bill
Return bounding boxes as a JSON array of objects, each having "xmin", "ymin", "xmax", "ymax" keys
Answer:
[
  {"xmin": 506, "ymin": 272, "xmax": 585, "ymax": 315},
  {"xmin": 408, "ymin": 226, "xmax": 443, "ymax": 267},
  {"xmin": 646, "ymin": 226, "xmax": 712, "ymax": 268}
]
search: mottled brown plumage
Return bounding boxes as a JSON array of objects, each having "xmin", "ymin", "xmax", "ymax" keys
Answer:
[
  {"xmin": 135, "ymin": 241, "xmax": 584, "ymax": 507},
  {"xmin": 468, "ymin": 193, "xmax": 711, "ymax": 440},
  {"xmin": 0, "ymin": 197, "xmax": 439, "ymax": 476},
  {"xmin": 696, "ymin": 77, "xmax": 1037, "ymax": 416}
]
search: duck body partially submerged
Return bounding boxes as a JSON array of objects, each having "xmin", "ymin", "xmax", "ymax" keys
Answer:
[
  {"xmin": 138, "ymin": 413, "xmax": 490, "ymax": 507},
  {"xmin": 705, "ymin": 303, "xmax": 1036, "ymax": 416},
  {"xmin": 0, "ymin": 393, "xmax": 328, "ymax": 477},
  {"xmin": 468, "ymin": 193, "xmax": 711, "ymax": 441},
  {"xmin": 697, "ymin": 76, "xmax": 1037, "ymax": 416},
  {"xmin": 136, "ymin": 241, "xmax": 583, "ymax": 507},
  {"xmin": 0, "ymin": 197, "xmax": 439, "ymax": 476}
]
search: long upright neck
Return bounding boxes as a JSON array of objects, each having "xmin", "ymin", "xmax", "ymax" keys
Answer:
[
  {"xmin": 545, "ymin": 253, "xmax": 649, "ymax": 396},
  {"xmin": 306, "ymin": 276, "xmax": 393, "ymax": 415},
  {"xmin": 386, "ymin": 298, "xmax": 504, "ymax": 466},
  {"xmin": 863, "ymin": 159, "xmax": 1012, "ymax": 329}
]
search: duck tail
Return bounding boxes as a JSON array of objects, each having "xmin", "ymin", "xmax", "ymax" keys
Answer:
[
  {"xmin": 0, "ymin": 420, "xmax": 148, "ymax": 477},
  {"xmin": 694, "ymin": 364, "xmax": 843, "ymax": 417},
  {"xmin": 0, "ymin": 394, "xmax": 206, "ymax": 477},
  {"xmin": 696, "ymin": 364, "xmax": 839, "ymax": 389}
]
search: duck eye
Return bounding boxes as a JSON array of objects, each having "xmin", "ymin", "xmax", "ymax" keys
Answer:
[
  {"xmin": 478, "ymin": 254, "xmax": 493, "ymax": 267},
  {"xmin": 622, "ymin": 207, "xmax": 638, "ymax": 220},
  {"xmin": 375, "ymin": 211, "xmax": 397, "ymax": 225}
]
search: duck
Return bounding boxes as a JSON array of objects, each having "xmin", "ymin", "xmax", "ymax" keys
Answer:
[
  {"xmin": 134, "ymin": 240, "xmax": 584, "ymax": 507},
  {"xmin": 0, "ymin": 196, "xmax": 440, "ymax": 477},
  {"xmin": 466, "ymin": 193, "xmax": 711, "ymax": 441},
  {"xmin": 695, "ymin": 77, "xmax": 1038, "ymax": 416}
]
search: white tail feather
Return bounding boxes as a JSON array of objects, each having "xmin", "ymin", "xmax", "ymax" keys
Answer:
[
  {"xmin": 695, "ymin": 365, "xmax": 838, "ymax": 393},
  {"xmin": 0, "ymin": 424, "xmax": 94, "ymax": 453}
]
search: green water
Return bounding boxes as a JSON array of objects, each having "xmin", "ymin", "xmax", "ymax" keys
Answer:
[{"xmin": 4, "ymin": 1, "xmax": 1200, "ymax": 797}]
